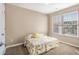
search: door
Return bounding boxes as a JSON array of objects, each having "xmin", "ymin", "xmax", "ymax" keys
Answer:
[{"xmin": 0, "ymin": 3, "xmax": 5, "ymax": 55}]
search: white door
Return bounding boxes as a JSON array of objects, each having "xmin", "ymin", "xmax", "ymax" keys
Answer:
[{"xmin": 0, "ymin": 3, "xmax": 5, "ymax": 55}]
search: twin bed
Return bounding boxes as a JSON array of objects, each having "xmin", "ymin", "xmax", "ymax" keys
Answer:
[{"xmin": 24, "ymin": 33, "xmax": 59, "ymax": 55}]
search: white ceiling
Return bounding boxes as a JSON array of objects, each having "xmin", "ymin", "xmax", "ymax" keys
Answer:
[{"xmin": 11, "ymin": 3, "xmax": 78, "ymax": 14}]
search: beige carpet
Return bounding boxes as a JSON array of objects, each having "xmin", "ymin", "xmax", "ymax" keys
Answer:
[{"xmin": 5, "ymin": 43, "xmax": 79, "ymax": 55}]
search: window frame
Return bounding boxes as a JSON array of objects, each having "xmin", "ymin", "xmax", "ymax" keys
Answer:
[{"xmin": 53, "ymin": 11, "xmax": 79, "ymax": 38}]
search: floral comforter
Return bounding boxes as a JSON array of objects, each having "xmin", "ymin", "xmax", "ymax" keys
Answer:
[{"xmin": 24, "ymin": 36, "xmax": 59, "ymax": 55}]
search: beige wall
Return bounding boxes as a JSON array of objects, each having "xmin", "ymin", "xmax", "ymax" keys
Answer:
[
  {"xmin": 5, "ymin": 4, "xmax": 79, "ymax": 47},
  {"xmin": 5, "ymin": 4, "xmax": 48, "ymax": 46},
  {"xmin": 48, "ymin": 4, "xmax": 79, "ymax": 46}
]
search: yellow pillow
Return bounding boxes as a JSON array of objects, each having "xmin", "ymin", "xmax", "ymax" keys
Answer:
[{"xmin": 32, "ymin": 33, "xmax": 40, "ymax": 38}]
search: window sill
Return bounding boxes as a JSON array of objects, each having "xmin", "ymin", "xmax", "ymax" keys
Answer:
[{"xmin": 53, "ymin": 32, "xmax": 78, "ymax": 38}]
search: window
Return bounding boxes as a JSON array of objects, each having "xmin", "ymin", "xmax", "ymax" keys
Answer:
[
  {"xmin": 53, "ymin": 15, "xmax": 62, "ymax": 34},
  {"xmin": 53, "ymin": 11, "xmax": 78, "ymax": 37}
]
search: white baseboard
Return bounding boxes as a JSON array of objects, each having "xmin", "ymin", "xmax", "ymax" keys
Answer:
[
  {"xmin": 6, "ymin": 43, "xmax": 23, "ymax": 49},
  {"xmin": 60, "ymin": 41, "xmax": 79, "ymax": 48},
  {"xmin": 6, "ymin": 41, "xmax": 79, "ymax": 49}
]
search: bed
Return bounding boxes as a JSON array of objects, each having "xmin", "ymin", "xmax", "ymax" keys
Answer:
[{"xmin": 24, "ymin": 33, "xmax": 59, "ymax": 55}]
